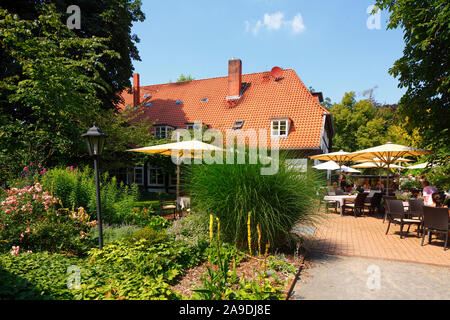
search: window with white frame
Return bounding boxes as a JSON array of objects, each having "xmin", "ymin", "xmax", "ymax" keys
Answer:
[
  {"xmin": 134, "ymin": 167, "xmax": 144, "ymax": 185},
  {"xmin": 271, "ymin": 119, "xmax": 290, "ymax": 138},
  {"xmin": 148, "ymin": 167, "xmax": 165, "ymax": 186},
  {"xmin": 154, "ymin": 126, "xmax": 174, "ymax": 139}
]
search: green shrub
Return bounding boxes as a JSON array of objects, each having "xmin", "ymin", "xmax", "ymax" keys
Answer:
[
  {"xmin": 167, "ymin": 213, "xmax": 209, "ymax": 246},
  {"xmin": 89, "ymin": 224, "xmax": 142, "ymax": 245},
  {"xmin": 423, "ymin": 162, "xmax": 450, "ymax": 191},
  {"xmin": 0, "ymin": 251, "xmax": 182, "ymax": 300},
  {"xmin": 0, "ymin": 252, "xmax": 82, "ymax": 299},
  {"xmin": 129, "ymin": 227, "xmax": 168, "ymax": 244},
  {"xmin": 146, "ymin": 215, "xmax": 171, "ymax": 230},
  {"xmin": 0, "ymin": 183, "xmax": 95, "ymax": 255},
  {"xmin": 186, "ymin": 154, "xmax": 323, "ymax": 250},
  {"xmin": 40, "ymin": 166, "xmax": 140, "ymax": 225},
  {"xmin": 88, "ymin": 239, "xmax": 206, "ymax": 285}
]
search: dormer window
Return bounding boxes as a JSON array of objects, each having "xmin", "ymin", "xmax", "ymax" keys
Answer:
[
  {"xmin": 175, "ymin": 100, "xmax": 183, "ymax": 105},
  {"xmin": 232, "ymin": 120, "xmax": 244, "ymax": 130},
  {"xmin": 271, "ymin": 119, "xmax": 290, "ymax": 138},
  {"xmin": 154, "ymin": 125, "xmax": 174, "ymax": 139},
  {"xmin": 200, "ymin": 98, "xmax": 208, "ymax": 103},
  {"xmin": 186, "ymin": 122, "xmax": 202, "ymax": 130}
]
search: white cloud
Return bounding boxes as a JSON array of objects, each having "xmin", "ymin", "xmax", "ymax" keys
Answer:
[
  {"xmin": 245, "ymin": 12, "xmax": 306, "ymax": 35},
  {"xmin": 290, "ymin": 13, "xmax": 305, "ymax": 34},
  {"xmin": 263, "ymin": 12, "xmax": 284, "ymax": 30},
  {"xmin": 252, "ymin": 20, "xmax": 264, "ymax": 35},
  {"xmin": 244, "ymin": 20, "xmax": 251, "ymax": 33}
]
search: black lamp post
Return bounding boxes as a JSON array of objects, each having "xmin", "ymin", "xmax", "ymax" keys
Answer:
[{"xmin": 82, "ymin": 124, "xmax": 107, "ymax": 249}]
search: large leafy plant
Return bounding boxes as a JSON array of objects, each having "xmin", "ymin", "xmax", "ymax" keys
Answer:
[{"xmin": 40, "ymin": 166, "xmax": 140, "ymax": 225}]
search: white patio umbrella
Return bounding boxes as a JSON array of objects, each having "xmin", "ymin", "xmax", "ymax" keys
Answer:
[
  {"xmin": 312, "ymin": 160, "xmax": 359, "ymax": 185},
  {"xmin": 351, "ymin": 162, "xmax": 405, "ymax": 188},
  {"xmin": 312, "ymin": 160, "xmax": 340, "ymax": 170},
  {"xmin": 127, "ymin": 139, "xmax": 224, "ymax": 216},
  {"xmin": 407, "ymin": 162, "xmax": 438, "ymax": 169},
  {"xmin": 338, "ymin": 165, "xmax": 361, "ymax": 173},
  {"xmin": 310, "ymin": 150, "xmax": 358, "ymax": 186},
  {"xmin": 349, "ymin": 142, "xmax": 431, "ymax": 195},
  {"xmin": 351, "ymin": 162, "xmax": 405, "ymax": 169}
]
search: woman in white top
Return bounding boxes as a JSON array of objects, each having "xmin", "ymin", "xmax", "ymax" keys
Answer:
[{"xmin": 422, "ymin": 180, "xmax": 438, "ymax": 206}]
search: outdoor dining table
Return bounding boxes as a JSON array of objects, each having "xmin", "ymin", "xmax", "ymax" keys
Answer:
[{"xmin": 323, "ymin": 194, "xmax": 357, "ymax": 216}]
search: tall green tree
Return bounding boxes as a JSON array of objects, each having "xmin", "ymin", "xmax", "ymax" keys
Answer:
[
  {"xmin": 0, "ymin": 4, "xmax": 151, "ymax": 183},
  {"xmin": 0, "ymin": 5, "xmax": 114, "ymax": 179},
  {"xmin": 375, "ymin": 0, "xmax": 450, "ymax": 160},
  {"xmin": 331, "ymin": 92, "xmax": 380, "ymax": 151},
  {"xmin": 330, "ymin": 92, "xmax": 416, "ymax": 152},
  {"xmin": 0, "ymin": 0, "xmax": 145, "ymax": 109},
  {"xmin": 177, "ymin": 74, "xmax": 195, "ymax": 82}
]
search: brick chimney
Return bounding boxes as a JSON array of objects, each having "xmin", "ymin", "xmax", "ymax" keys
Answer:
[
  {"xmin": 311, "ymin": 92, "xmax": 324, "ymax": 103},
  {"xmin": 227, "ymin": 59, "xmax": 242, "ymax": 100},
  {"xmin": 133, "ymin": 73, "xmax": 140, "ymax": 107}
]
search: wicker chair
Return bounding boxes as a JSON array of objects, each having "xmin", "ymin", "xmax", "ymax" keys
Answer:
[
  {"xmin": 382, "ymin": 196, "xmax": 397, "ymax": 223},
  {"xmin": 385, "ymin": 199, "xmax": 422, "ymax": 239},
  {"xmin": 157, "ymin": 194, "xmax": 177, "ymax": 219},
  {"xmin": 408, "ymin": 198, "xmax": 424, "ymax": 220},
  {"xmin": 364, "ymin": 192, "xmax": 382, "ymax": 216},
  {"xmin": 343, "ymin": 192, "xmax": 368, "ymax": 218},
  {"xmin": 421, "ymin": 206, "xmax": 449, "ymax": 251}
]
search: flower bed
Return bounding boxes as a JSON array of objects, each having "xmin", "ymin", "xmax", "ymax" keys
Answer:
[{"xmin": 0, "ymin": 182, "xmax": 96, "ymax": 255}]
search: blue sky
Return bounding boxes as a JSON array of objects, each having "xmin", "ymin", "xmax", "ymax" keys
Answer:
[{"xmin": 131, "ymin": 0, "xmax": 406, "ymax": 105}]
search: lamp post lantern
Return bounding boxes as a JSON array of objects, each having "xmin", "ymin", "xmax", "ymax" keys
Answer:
[{"xmin": 82, "ymin": 124, "xmax": 107, "ymax": 249}]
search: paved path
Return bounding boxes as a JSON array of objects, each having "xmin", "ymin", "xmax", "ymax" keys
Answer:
[
  {"xmin": 300, "ymin": 214, "xmax": 450, "ymax": 267},
  {"xmin": 292, "ymin": 252, "xmax": 450, "ymax": 300}
]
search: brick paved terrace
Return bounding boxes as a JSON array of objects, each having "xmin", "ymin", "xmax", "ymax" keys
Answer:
[{"xmin": 296, "ymin": 210, "xmax": 450, "ymax": 268}]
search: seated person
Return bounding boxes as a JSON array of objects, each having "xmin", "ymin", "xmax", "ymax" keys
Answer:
[
  {"xmin": 422, "ymin": 180, "xmax": 438, "ymax": 206},
  {"xmin": 431, "ymin": 192, "xmax": 445, "ymax": 208},
  {"xmin": 340, "ymin": 171, "xmax": 347, "ymax": 190},
  {"xmin": 375, "ymin": 181, "xmax": 385, "ymax": 192},
  {"xmin": 363, "ymin": 180, "xmax": 371, "ymax": 190},
  {"xmin": 346, "ymin": 184, "xmax": 353, "ymax": 193}
]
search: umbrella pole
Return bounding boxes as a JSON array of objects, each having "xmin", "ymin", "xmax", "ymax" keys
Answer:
[
  {"xmin": 386, "ymin": 164, "xmax": 390, "ymax": 195},
  {"xmin": 176, "ymin": 162, "xmax": 181, "ymax": 219},
  {"xmin": 379, "ymin": 167, "xmax": 382, "ymax": 190}
]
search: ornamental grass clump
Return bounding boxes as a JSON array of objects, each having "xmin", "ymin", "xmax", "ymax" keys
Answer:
[{"xmin": 186, "ymin": 153, "xmax": 323, "ymax": 250}]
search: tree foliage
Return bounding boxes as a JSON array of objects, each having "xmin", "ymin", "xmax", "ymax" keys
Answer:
[
  {"xmin": 176, "ymin": 74, "xmax": 195, "ymax": 82},
  {"xmin": 375, "ymin": 0, "xmax": 450, "ymax": 160},
  {"xmin": 0, "ymin": 0, "xmax": 145, "ymax": 108},
  {"xmin": 0, "ymin": 3, "xmax": 151, "ymax": 183},
  {"xmin": 330, "ymin": 92, "xmax": 418, "ymax": 152},
  {"xmin": 0, "ymin": 5, "xmax": 115, "ymax": 181}
]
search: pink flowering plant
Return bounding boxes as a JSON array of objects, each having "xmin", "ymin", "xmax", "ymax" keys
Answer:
[
  {"xmin": 0, "ymin": 182, "xmax": 97, "ymax": 255},
  {"xmin": 6, "ymin": 162, "xmax": 47, "ymax": 190},
  {"xmin": 399, "ymin": 174, "xmax": 422, "ymax": 191},
  {"xmin": 423, "ymin": 163, "xmax": 450, "ymax": 191}
]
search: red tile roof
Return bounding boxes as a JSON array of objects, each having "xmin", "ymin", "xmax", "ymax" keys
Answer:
[{"xmin": 118, "ymin": 69, "xmax": 330, "ymax": 149}]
